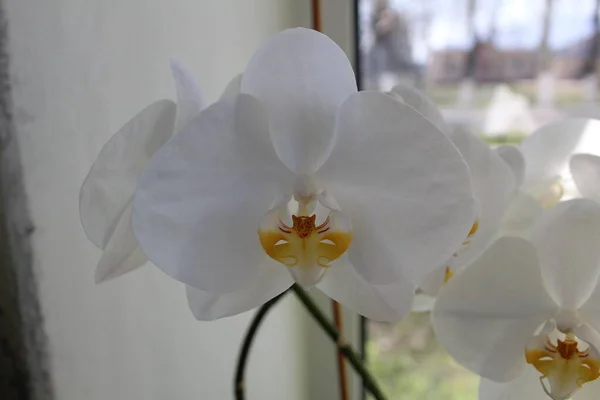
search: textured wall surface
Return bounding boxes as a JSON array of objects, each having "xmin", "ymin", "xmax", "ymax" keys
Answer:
[{"xmin": 0, "ymin": 0, "xmax": 52, "ymax": 398}]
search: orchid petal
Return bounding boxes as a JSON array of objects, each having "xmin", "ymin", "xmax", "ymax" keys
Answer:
[
  {"xmin": 80, "ymin": 100, "xmax": 176, "ymax": 249},
  {"xmin": 94, "ymin": 204, "xmax": 147, "ymax": 283},
  {"xmin": 241, "ymin": 28, "xmax": 357, "ymax": 174},
  {"xmin": 532, "ymin": 199, "xmax": 600, "ymax": 310},
  {"xmin": 521, "ymin": 118, "xmax": 600, "ymax": 188},
  {"xmin": 579, "ymin": 282, "xmax": 600, "ymax": 337},
  {"xmin": 170, "ymin": 60, "xmax": 204, "ymax": 132},
  {"xmin": 132, "ymin": 94, "xmax": 293, "ymax": 292},
  {"xmin": 449, "ymin": 128, "xmax": 516, "ymax": 268},
  {"xmin": 220, "ymin": 74, "xmax": 243, "ymax": 100},
  {"xmin": 317, "ymin": 256, "xmax": 414, "ymax": 322},
  {"xmin": 417, "ymin": 265, "xmax": 447, "ymax": 297},
  {"xmin": 567, "ymin": 325, "xmax": 600, "ymax": 400},
  {"xmin": 495, "ymin": 145, "xmax": 525, "ymax": 189},
  {"xmin": 186, "ymin": 267, "xmax": 292, "ymax": 321},
  {"xmin": 433, "ymin": 237, "xmax": 557, "ymax": 381},
  {"xmin": 479, "ymin": 368, "xmax": 548, "ymax": 400},
  {"xmin": 570, "ymin": 153, "xmax": 600, "ymax": 201},
  {"xmin": 499, "ymin": 191, "xmax": 543, "ymax": 239},
  {"xmin": 388, "ymin": 83, "xmax": 450, "ymax": 134},
  {"xmin": 319, "ymin": 91, "xmax": 476, "ymax": 284},
  {"xmin": 573, "ymin": 324, "xmax": 600, "ymax": 358}
]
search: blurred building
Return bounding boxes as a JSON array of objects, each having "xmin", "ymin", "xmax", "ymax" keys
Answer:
[
  {"xmin": 428, "ymin": 42, "xmax": 537, "ymax": 83},
  {"xmin": 429, "ymin": 34, "xmax": 600, "ymax": 83},
  {"xmin": 553, "ymin": 34, "xmax": 600, "ymax": 78}
]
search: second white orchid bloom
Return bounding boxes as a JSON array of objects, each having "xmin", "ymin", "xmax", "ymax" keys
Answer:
[
  {"xmin": 519, "ymin": 118, "xmax": 600, "ymax": 206},
  {"xmin": 388, "ymin": 84, "xmax": 516, "ymax": 302},
  {"xmin": 491, "ymin": 118, "xmax": 600, "ymax": 241},
  {"xmin": 132, "ymin": 28, "xmax": 476, "ymax": 322},
  {"xmin": 79, "ymin": 61, "xmax": 206, "ymax": 283},
  {"xmin": 433, "ymin": 199, "xmax": 600, "ymax": 400}
]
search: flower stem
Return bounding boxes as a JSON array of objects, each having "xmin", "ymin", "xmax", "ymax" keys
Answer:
[
  {"xmin": 291, "ymin": 284, "xmax": 387, "ymax": 400},
  {"xmin": 233, "ymin": 284, "xmax": 387, "ymax": 400},
  {"xmin": 234, "ymin": 290, "xmax": 288, "ymax": 400}
]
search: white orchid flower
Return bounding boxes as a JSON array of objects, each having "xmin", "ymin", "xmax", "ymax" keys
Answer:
[
  {"xmin": 433, "ymin": 199, "xmax": 600, "ymax": 400},
  {"xmin": 80, "ymin": 62, "xmax": 275, "ymax": 321},
  {"xmin": 494, "ymin": 118, "xmax": 600, "ymax": 240},
  {"xmin": 519, "ymin": 118, "xmax": 600, "ymax": 205},
  {"xmin": 388, "ymin": 84, "xmax": 516, "ymax": 302},
  {"xmin": 131, "ymin": 28, "xmax": 476, "ymax": 322},
  {"xmin": 80, "ymin": 61, "xmax": 208, "ymax": 283}
]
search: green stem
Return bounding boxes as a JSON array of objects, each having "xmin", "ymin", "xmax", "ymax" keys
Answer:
[
  {"xmin": 233, "ymin": 284, "xmax": 387, "ymax": 400},
  {"xmin": 291, "ymin": 284, "xmax": 387, "ymax": 400},
  {"xmin": 234, "ymin": 290, "xmax": 289, "ymax": 400}
]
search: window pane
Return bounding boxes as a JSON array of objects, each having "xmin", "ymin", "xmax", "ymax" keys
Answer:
[
  {"xmin": 356, "ymin": 0, "xmax": 600, "ymax": 398},
  {"xmin": 368, "ymin": 313, "xmax": 478, "ymax": 400}
]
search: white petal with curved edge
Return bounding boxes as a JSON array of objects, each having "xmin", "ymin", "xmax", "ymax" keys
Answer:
[
  {"xmin": 521, "ymin": 118, "xmax": 600, "ymax": 188},
  {"xmin": 186, "ymin": 265, "xmax": 293, "ymax": 321},
  {"xmin": 94, "ymin": 203, "xmax": 147, "ymax": 283},
  {"xmin": 479, "ymin": 368, "xmax": 548, "ymax": 400},
  {"xmin": 388, "ymin": 83, "xmax": 450, "ymax": 134},
  {"xmin": 532, "ymin": 199, "xmax": 600, "ymax": 310},
  {"xmin": 449, "ymin": 128, "xmax": 516, "ymax": 268},
  {"xmin": 132, "ymin": 94, "xmax": 294, "ymax": 292},
  {"xmin": 433, "ymin": 237, "xmax": 557, "ymax": 381},
  {"xmin": 579, "ymin": 281, "xmax": 600, "ymax": 337},
  {"xmin": 329, "ymin": 191, "xmax": 414, "ymax": 294},
  {"xmin": 80, "ymin": 100, "xmax": 176, "ymax": 249},
  {"xmin": 573, "ymin": 324, "xmax": 600, "ymax": 357},
  {"xmin": 317, "ymin": 256, "xmax": 414, "ymax": 322},
  {"xmin": 320, "ymin": 91, "xmax": 476, "ymax": 284},
  {"xmin": 495, "ymin": 145, "xmax": 525, "ymax": 188},
  {"xmin": 499, "ymin": 191, "xmax": 543, "ymax": 239},
  {"xmin": 170, "ymin": 60, "xmax": 205, "ymax": 132},
  {"xmin": 220, "ymin": 74, "xmax": 243, "ymax": 100},
  {"xmin": 570, "ymin": 153, "xmax": 600, "ymax": 201},
  {"xmin": 241, "ymin": 28, "xmax": 357, "ymax": 174}
]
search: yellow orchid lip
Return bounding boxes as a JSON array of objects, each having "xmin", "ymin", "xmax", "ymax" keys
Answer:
[
  {"xmin": 259, "ymin": 214, "xmax": 352, "ymax": 268},
  {"xmin": 258, "ymin": 203, "xmax": 353, "ymax": 286},
  {"xmin": 526, "ymin": 332, "xmax": 600, "ymax": 400}
]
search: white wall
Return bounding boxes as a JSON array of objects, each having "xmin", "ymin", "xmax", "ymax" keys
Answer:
[{"xmin": 4, "ymin": 1, "xmax": 307, "ymax": 399}]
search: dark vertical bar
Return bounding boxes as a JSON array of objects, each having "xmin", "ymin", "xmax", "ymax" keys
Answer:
[
  {"xmin": 311, "ymin": 0, "xmax": 322, "ymax": 33},
  {"xmin": 353, "ymin": 0, "xmax": 363, "ymax": 90},
  {"xmin": 0, "ymin": 0, "xmax": 53, "ymax": 398},
  {"xmin": 352, "ymin": 1, "xmax": 367, "ymax": 399}
]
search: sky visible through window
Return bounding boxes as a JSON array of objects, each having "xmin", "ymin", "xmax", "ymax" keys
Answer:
[{"xmin": 360, "ymin": 0, "xmax": 598, "ymax": 64}]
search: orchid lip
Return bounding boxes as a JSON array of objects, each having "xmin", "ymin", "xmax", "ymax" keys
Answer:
[
  {"xmin": 258, "ymin": 193, "xmax": 353, "ymax": 287},
  {"xmin": 526, "ymin": 331, "xmax": 600, "ymax": 400}
]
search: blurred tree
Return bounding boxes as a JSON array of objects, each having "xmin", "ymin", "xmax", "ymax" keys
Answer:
[
  {"xmin": 536, "ymin": 0, "xmax": 555, "ymax": 106},
  {"xmin": 458, "ymin": 0, "xmax": 478, "ymax": 108},
  {"xmin": 579, "ymin": 0, "xmax": 600, "ymax": 101}
]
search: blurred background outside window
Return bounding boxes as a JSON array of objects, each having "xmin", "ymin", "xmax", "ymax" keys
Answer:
[
  {"xmin": 357, "ymin": 0, "xmax": 600, "ymax": 398},
  {"xmin": 359, "ymin": 0, "xmax": 600, "ymax": 144}
]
